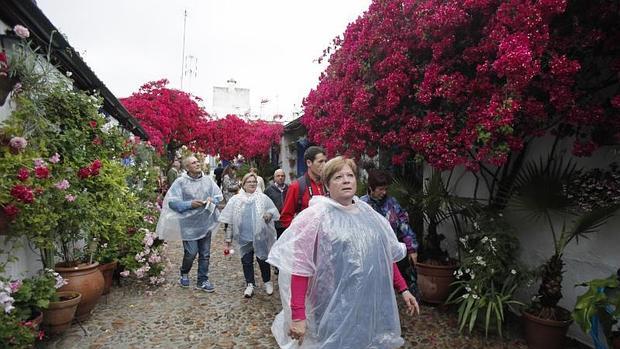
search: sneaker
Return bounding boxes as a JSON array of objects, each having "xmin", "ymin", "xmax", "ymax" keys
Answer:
[
  {"xmin": 195, "ymin": 280, "xmax": 215, "ymax": 293},
  {"xmin": 179, "ymin": 274, "xmax": 190, "ymax": 288},
  {"xmin": 244, "ymin": 283, "xmax": 254, "ymax": 298},
  {"xmin": 264, "ymin": 281, "xmax": 273, "ymax": 295}
]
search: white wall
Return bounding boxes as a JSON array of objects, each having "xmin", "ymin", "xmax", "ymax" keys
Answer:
[
  {"xmin": 212, "ymin": 85, "xmax": 251, "ymax": 118},
  {"xmin": 431, "ymin": 137, "xmax": 620, "ymax": 347},
  {"xmin": 279, "ymin": 133, "xmax": 297, "ymax": 184}
]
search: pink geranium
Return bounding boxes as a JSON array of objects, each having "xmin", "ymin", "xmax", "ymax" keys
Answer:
[
  {"xmin": 54, "ymin": 180, "xmax": 70, "ymax": 190},
  {"xmin": 48, "ymin": 153, "xmax": 61, "ymax": 164},
  {"xmin": 13, "ymin": 25, "xmax": 30, "ymax": 39},
  {"xmin": 9, "ymin": 137, "xmax": 27, "ymax": 151}
]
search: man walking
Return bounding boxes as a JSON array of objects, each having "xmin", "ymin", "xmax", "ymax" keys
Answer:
[
  {"xmin": 156, "ymin": 155, "xmax": 223, "ymax": 292},
  {"xmin": 214, "ymin": 162, "xmax": 224, "ymax": 188},
  {"xmin": 279, "ymin": 146, "xmax": 327, "ymax": 229},
  {"xmin": 264, "ymin": 169, "xmax": 288, "ymax": 238},
  {"xmin": 167, "ymin": 159, "xmax": 181, "ymax": 186}
]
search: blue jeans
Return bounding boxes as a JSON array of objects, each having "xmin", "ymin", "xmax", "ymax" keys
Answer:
[
  {"xmin": 241, "ymin": 250, "xmax": 271, "ymax": 285},
  {"xmin": 180, "ymin": 232, "xmax": 212, "ymax": 284}
]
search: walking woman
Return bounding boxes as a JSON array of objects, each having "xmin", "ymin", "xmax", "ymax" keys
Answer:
[
  {"xmin": 219, "ymin": 173, "xmax": 280, "ymax": 298},
  {"xmin": 268, "ymin": 156, "xmax": 419, "ymax": 348},
  {"xmin": 221, "ymin": 165, "xmax": 240, "ymax": 205}
]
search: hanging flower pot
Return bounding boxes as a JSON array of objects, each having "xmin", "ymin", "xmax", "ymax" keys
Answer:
[{"xmin": 0, "ymin": 75, "xmax": 19, "ymax": 106}]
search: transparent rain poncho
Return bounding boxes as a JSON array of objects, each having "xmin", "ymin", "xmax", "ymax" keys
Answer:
[
  {"xmin": 267, "ymin": 196, "xmax": 407, "ymax": 349},
  {"xmin": 219, "ymin": 192, "xmax": 280, "ymax": 259},
  {"xmin": 156, "ymin": 173, "xmax": 223, "ymax": 241}
]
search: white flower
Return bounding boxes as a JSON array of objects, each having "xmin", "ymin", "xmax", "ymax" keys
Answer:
[
  {"xmin": 472, "ymin": 294, "xmax": 480, "ymax": 300},
  {"xmin": 481, "ymin": 236, "xmax": 488, "ymax": 243},
  {"xmin": 511, "ymin": 269, "xmax": 517, "ymax": 275},
  {"xmin": 462, "ymin": 294, "xmax": 469, "ymax": 299},
  {"xmin": 66, "ymin": 71, "xmax": 73, "ymax": 77}
]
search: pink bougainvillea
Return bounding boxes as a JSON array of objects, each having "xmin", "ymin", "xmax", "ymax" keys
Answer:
[
  {"xmin": 302, "ymin": 0, "xmax": 620, "ymax": 169},
  {"xmin": 122, "ymin": 80, "xmax": 283, "ymax": 161}
]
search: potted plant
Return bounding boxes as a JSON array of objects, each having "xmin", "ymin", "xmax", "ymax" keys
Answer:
[
  {"xmin": 410, "ymin": 169, "xmax": 476, "ymax": 303},
  {"xmin": 572, "ymin": 270, "xmax": 620, "ymax": 349},
  {"xmin": 511, "ymin": 157, "xmax": 620, "ymax": 349},
  {"xmin": 0, "ymin": 269, "xmax": 67, "ymax": 346},
  {"xmin": 446, "ymin": 210, "xmax": 526, "ymax": 337}
]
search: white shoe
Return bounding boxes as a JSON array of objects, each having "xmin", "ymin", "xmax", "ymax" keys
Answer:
[
  {"xmin": 265, "ymin": 281, "xmax": 273, "ymax": 295},
  {"xmin": 244, "ymin": 283, "xmax": 254, "ymax": 298}
]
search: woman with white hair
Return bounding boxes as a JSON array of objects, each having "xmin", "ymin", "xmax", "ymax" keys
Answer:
[{"xmin": 219, "ymin": 172, "xmax": 280, "ymax": 298}]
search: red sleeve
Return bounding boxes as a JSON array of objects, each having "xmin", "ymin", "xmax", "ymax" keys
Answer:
[
  {"xmin": 291, "ymin": 274, "xmax": 309, "ymax": 321},
  {"xmin": 280, "ymin": 180, "xmax": 299, "ymax": 229},
  {"xmin": 393, "ymin": 263, "xmax": 408, "ymax": 294}
]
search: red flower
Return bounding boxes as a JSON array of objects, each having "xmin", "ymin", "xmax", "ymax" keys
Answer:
[
  {"xmin": 89, "ymin": 120, "xmax": 98, "ymax": 128},
  {"xmin": 34, "ymin": 166, "xmax": 50, "ymax": 179},
  {"xmin": 92, "ymin": 137, "xmax": 102, "ymax": 145},
  {"xmin": 16, "ymin": 167, "xmax": 30, "ymax": 181},
  {"xmin": 89, "ymin": 159, "xmax": 102, "ymax": 176},
  {"xmin": 10, "ymin": 185, "xmax": 34, "ymax": 203},
  {"xmin": 91, "ymin": 159, "xmax": 102, "ymax": 170},
  {"xmin": 77, "ymin": 167, "xmax": 91, "ymax": 179},
  {"xmin": 2, "ymin": 204, "xmax": 20, "ymax": 218}
]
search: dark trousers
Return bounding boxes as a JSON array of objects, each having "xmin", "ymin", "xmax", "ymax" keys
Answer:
[
  {"xmin": 241, "ymin": 250, "xmax": 271, "ymax": 285},
  {"xmin": 397, "ymin": 258, "xmax": 419, "ymax": 299},
  {"xmin": 275, "ymin": 227, "xmax": 286, "ymax": 239}
]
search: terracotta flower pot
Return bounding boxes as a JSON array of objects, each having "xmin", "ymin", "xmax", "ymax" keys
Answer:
[
  {"xmin": 29, "ymin": 310, "xmax": 43, "ymax": 330},
  {"xmin": 98, "ymin": 260, "xmax": 118, "ymax": 295},
  {"xmin": 416, "ymin": 261, "xmax": 457, "ymax": 304},
  {"xmin": 56, "ymin": 262, "xmax": 104, "ymax": 321},
  {"xmin": 522, "ymin": 309, "xmax": 572, "ymax": 349},
  {"xmin": 42, "ymin": 291, "xmax": 81, "ymax": 335}
]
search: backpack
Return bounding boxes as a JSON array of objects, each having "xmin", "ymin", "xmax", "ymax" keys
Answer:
[{"xmin": 295, "ymin": 174, "xmax": 309, "ymax": 214}]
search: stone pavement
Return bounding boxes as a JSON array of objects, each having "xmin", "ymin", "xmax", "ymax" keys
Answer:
[{"xmin": 42, "ymin": 229, "xmax": 529, "ymax": 349}]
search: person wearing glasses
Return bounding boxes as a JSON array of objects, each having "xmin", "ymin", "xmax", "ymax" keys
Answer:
[{"xmin": 219, "ymin": 173, "xmax": 280, "ymax": 298}]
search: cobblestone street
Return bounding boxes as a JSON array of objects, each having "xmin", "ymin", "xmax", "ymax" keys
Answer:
[{"xmin": 43, "ymin": 229, "xmax": 528, "ymax": 349}]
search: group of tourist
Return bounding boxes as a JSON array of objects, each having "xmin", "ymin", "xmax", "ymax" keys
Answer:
[{"xmin": 156, "ymin": 147, "xmax": 421, "ymax": 347}]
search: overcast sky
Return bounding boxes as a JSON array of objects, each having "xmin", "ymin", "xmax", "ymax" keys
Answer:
[{"xmin": 36, "ymin": 0, "xmax": 371, "ymax": 122}]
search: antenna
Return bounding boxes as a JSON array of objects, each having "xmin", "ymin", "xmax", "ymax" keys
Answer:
[{"xmin": 180, "ymin": 9, "xmax": 187, "ymax": 89}]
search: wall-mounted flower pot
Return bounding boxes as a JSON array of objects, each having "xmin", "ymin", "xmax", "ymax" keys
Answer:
[{"xmin": 0, "ymin": 75, "xmax": 19, "ymax": 106}]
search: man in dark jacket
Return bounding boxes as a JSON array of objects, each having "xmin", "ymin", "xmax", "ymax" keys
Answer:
[
  {"xmin": 214, "ymin": 162, "xmax": 224, "ymax": 188},
  {"xmin": 264, "ymin": 169, "xmax": 288, "ymax": 238}
]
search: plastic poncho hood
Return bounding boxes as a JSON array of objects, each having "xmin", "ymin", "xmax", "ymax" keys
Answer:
[
  {"xmin": 219, "ymin": 191, "xmax": 280, "ymax": 259},
  {"xmin": 267, "ymin": 195, "xmax": 407, "ymax": 349},
  {"xmin": 156, "ymin": 173, "xmax": 223, "ymax": 241}
]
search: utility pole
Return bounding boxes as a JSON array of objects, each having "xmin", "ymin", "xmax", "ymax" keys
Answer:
[{"xmin": 180, "ymin": 9, "xmax": 187, "ymax": 89}]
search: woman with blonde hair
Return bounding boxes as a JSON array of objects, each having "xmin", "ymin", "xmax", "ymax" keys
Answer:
[
  {"xmin": 268, "ymin": 156, "xmax": 419, "ymax": 348},
  {"xmin": 219, "ymin": 173, "xmax": 280, "ymax": 298}
]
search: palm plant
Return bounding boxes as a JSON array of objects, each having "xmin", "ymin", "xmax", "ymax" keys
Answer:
[
  {"xmin": 409, "ymin": 168, "xmax": 480, "ymax": 263},
  {"xmin": 511, "ymin": 156, "xmax": 619, "ymax": 320}
]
